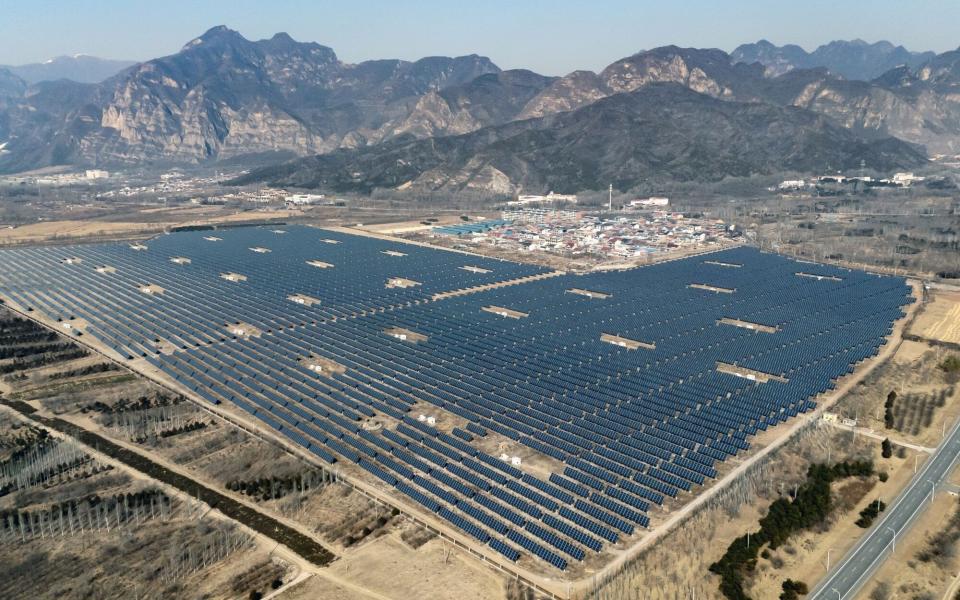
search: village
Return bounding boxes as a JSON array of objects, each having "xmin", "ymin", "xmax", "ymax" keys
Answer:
[{"xmin": 414, "ymin": 206, "xmax": 741, "ymax": 269}]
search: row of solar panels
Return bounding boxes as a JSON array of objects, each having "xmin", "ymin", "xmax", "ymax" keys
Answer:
[{"xmin": 0, "ymin": 234, "xmax": 912, "ymax": 570}]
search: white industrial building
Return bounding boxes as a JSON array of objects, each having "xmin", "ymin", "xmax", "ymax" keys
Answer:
[
  {"xmin": 776, "ymin": 180, "xmax": 807, "ymax": 191},
  {"xmin": 628, "ymin": 197, "xmax": 670, "ymax": 207},
  {"xmin": 891, "ymin": 172, "xmax": 925, "ymax": 186},
  {"xmin": 285, "ymin": 193, "xmax": 326, "ymax": 205},
  {"xmin": 508, "ymin": 192, "xmax": 578, "ymax": 206}
]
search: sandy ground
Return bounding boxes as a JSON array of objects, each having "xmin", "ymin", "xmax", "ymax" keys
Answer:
[
  {"xmin": 324, "ymin": 532, "xmax": 506, "ymax": 600},
  {"xmin": 277, "ymin": 574, "xmax": 385, "ymax": 600},
  {"xmin": 322, "ymin": 225, "xmax": 498, "ymax": 260}
]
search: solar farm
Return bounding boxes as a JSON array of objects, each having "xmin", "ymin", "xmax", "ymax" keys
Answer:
[{"xmin": 0, "ymin": 225, "xmax": 913, "ymax": 580}]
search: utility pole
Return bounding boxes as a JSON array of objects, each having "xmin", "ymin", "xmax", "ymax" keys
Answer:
[{"xmin": 608, "ymin": 184, "xmax": 613, "ymax": 212}]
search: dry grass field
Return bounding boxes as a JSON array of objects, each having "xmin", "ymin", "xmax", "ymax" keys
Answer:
[
  {"xmin": 910, "ymin": 290, "xmax": 960, "ymax": 345},
  {"xmin": 322, "ymin": 532, "xmax": 508, "ymax": 600},
  {"xmin": 836, "ymin": 342, "xmax": 959, "ymax": 448},
  {"xmin": 0, "ymin": 207, "xmax": 300, "ymax": 246}
]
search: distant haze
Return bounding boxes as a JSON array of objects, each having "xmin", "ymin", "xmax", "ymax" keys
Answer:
[
  {"xmin": 2, "ymin": 56, "xmax": 137, "ymax": 84},
  {"xmin": 1, "ymin": 0, "xmax": 958, "ymax": 75}
]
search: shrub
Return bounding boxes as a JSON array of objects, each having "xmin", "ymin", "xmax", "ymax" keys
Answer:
[
  {"xmin": 940, "ymin": 355, "xmax": 960, "ymax": 374},
  {"xmin": 941, "ymin": 356, "xmax": 960, "ymax": 383},
  {"xmin": 855, "ymin": 500, "xmax": 887, "ymax": 528},
  {"xmin": 781, "ymin": 579, "xmax": 809, "ymax": 599},
  {"xmin": 881, "ymin": 438, "xmax": 893, "ymax": 459},
  {"xmin": 870, "ymin": 582, "xmax": 891, "ymax": 600},
  {"xmin": 884, "ymin": 391, "xmax": 897, "ymax": 429}
]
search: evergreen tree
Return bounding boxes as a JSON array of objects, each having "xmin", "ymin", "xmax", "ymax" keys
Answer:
[{"xmin": 881, "ymin": 438, "xmax": 893, "ymax": 458}]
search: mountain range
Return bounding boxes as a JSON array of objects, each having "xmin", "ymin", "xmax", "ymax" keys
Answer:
[
  {"xmin": 1, "ymin": 55, "xmax": 137, "ymax": 85},
  {"xmin": 0, "ymin": 27, "xmax": 958, "ymax": 193},
  {"xmin": 238, "ymin": 83, "xmax": 923, "ymax": 193},
  {"xmin": 730, "ymin": 39, "xmax": 936, "ymax": 80}
]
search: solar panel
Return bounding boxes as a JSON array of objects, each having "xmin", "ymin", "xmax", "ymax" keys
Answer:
[{"xmin": 0, "ymin": 228, "xmax": 911, "ymax": 572}]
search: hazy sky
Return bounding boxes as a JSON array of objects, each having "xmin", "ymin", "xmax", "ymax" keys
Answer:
[{"xmin": 1, "ymin": 0, "xmax": 958, "ymax": 74}]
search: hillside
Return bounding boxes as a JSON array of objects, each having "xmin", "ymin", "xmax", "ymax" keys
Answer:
[
  {"xmin": 0, "ymin": 26, "xmax": 527, "ymax": 172},
  {"xmin": 515, "ymin": 46, "xmax": 960, "ymax": 154},
  {"xmin": 236, "ymin": 83, "xmax": 926, "ymax": 194},
  {"xmin": 3, "ymin": 30, "xmax": 960, "ymax": 175}
]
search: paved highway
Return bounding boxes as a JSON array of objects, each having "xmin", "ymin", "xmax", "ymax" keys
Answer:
[{"xmin": 812, "ymin": 414, "xmax": 960, "ymax": 599}]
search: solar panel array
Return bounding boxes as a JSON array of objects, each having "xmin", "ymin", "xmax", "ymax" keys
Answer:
[
  {"xmin": 0, "ymin": 227, "xmax": 911, "ymax": 571},
  {"xmin": 0, "ymin": 227, "xmax": 544, "ymax": 359}
]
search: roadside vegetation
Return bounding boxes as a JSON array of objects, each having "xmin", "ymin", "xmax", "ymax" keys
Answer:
[
  {"xmin": 709, "ymin": 461, "xmax": 874, "ymax": 600},
  {"xmin": 918, "ymin": 496, "xmax": 960, "ymax": 567},
  {"xmin": 854, "ymin": 499, "xmax": 887, "ymax": 528},
  {"xmin": 942, "ymin": 355, "xmax": 960, "ymax": 384}
]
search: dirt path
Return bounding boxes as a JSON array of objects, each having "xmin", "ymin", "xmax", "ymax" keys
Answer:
[
  {"xmin": 822, "ymin": 420, "xmax": 936, "ymax": 454},
  {"xmin": 431, "ymin": 270, "xmax": 566, "ymax": 300},
  {"xmin": 320, "ymin": 225, "xmax": 496, "ymax": 260}
]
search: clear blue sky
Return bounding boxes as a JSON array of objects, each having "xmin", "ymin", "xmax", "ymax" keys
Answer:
[{"xmin": 1, "ymin": 0, "xmax": 958, "ymax": 74}]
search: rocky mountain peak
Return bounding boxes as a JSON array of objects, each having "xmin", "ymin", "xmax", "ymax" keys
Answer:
[
  {"xmin": 0, "ymin": 68, "xmax": 26, "ymax": 98},
  {"xmin": 269, "ymin": 32, "xmax": 295, "ymax": 43},
  {"xmin": 257, "ymin": 31, "xmax": 338, "ymax": 62},
  {"xmin": 3, "ymin": 32, "xmax": 960, "ymax": 178},
  {"xmin": 182, "ymin": 25, "xmax": 247, "ymax": 51},
  {"xmin": 872, "ymin": 64, "xmax": 919, "ymax": 88},
  {"xmin": 916, "ymin": 49, "xmax": 960, "ymax": 86}
]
